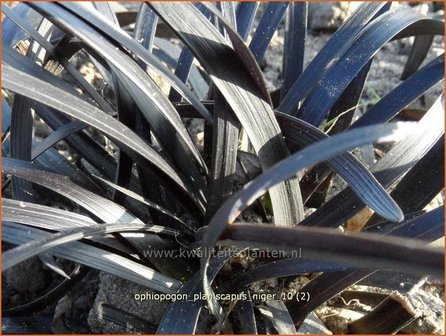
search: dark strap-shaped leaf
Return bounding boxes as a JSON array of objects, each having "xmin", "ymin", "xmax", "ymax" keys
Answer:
[
  {"xmin": 2, "ymin": 3, "xmax": 32, "ymax": 47},
  {"xmin": 31, "ymin": 3, "xmax": 210, "ymax": 197},
  {"xmin": 92, "ymin": 2, "xmax": 119, "ymax": 25},
  {"xmin": 285, "ymin": 206, "xmax": 444, "ymax": 324},
  {"xmin": 56, "ymin": 2, "xmax": 213, "ymax": 124},
  {"xmin": 324, "ymin": 60, "xmax": 373, "ymax": 135},
  {"xmin": 249, "ymin": 2, "xmax": 288, "ymax": 64},
  {"xmin": 149, "ymin": 1, "xmax": 304, "ymax": 227},
  {"xmin": 2, "ymin": 5, "xmax": 115, "ymax": 114},
  {"xmin": 168, "ymin": 4, "xmax": 212, "ymax": 102},
  {"xmin": 133, "ymin": 1, "xmax": 165, "ymax": 193},
  {"xmin": 103, "ymin": 75, "xmax": 135, "ymax": 205},
  {"xmin": 31, "ymin": 120, "xmax": 85, "ymax": 159},
  {"xmin": 1, "ymin": 5, "xmax": 54, "ymax": 52},
  {"xmin": 297, "ymin": 9, "xmax": 443, "ymax": 125},
  {"xmin": 133, "ymin": 1, "xmax": 166, "ymax": 171},
  {"xmin": 216, "ymin": 223, "xmax": 442, "ymax": 278},
  {"xmin": 2, "ymin": 158, "xmax": 196, "ymax": 279},
  {"xmin": 389, "ymin": 17, "xmax": 443, "ymax": 41},
  {"xmin": 2, "ymin": 198, "xmax": 137, "ymax": 255},
  {"xmin": 134, "ymin": 3, "xmax": 157, "ymax": 54},
  {"xmin": 215, "ymin": 219, "xmax": 444, "ymax": 325},
  {"xmin": 156, "ymin": 249, "xmax": 241, "ymax": 334},
  {"xmin": 66, "ymin": 2, "xmax": 206, "ymax": 115},
  {"xmin": 366, "ymin": 136, "xmax": 444, "ymax": 226},
  {"xmin": 3, "ymin": 221, "xmax": 176, "ymax": 271},
  {"xmin": 34, "ymin": 147, "xmax": 101, "ymax": 193},
  {"xmin": 2, "ymin": 97, "xmax": 11, "ymax": 136},
  {"xmin": 200, "ymin": 2, "xmax": 271, "ymax": 103},
  {"xmin": 91, "ymin": 174, "xmax": 194, "ymax": 233},
  {"xmin": 224, "ymin": 206, "xmax": 443, "ymax": 297},
  {"xmin": 2, "ymin": 158, "xmax": 183, "ymax": 259},
  {"xmin": 201, "ymin": 122, "xmax": 412, "ymax": 316},
  {"xmin": 154, "ymin": 37, "xmax": 209, "ymax": 100},
  {"xmin": 172, "ymin": 99, "xmax": 442, "ymax": 228},
  {"xmin": 7, "ymin": 10, "xmax": 44, "ymax": 204},
  {"xmin": 352, "ymin": 54, "xmax": 444, "ymax": 128},
  {"xmin": 297, "ymin": 312, "xmax": 332, "ymax": 334},
  {"xmin": 365, "ymin": 206, "xmax": 444, "ymax": 241},
  {"xmin": 2, "ymin": 29, "xmax": 116, "ymax": 179},
  {"xmin": 401, "ymin": 34, "xmax": 435, "ymax": 80},
  {"xmin": 6, "ymin": 13, "xmax": 71, "ymax": 279},
  {"xmin": 2, "ymin": 63, "xmax": 204, "ymax": 211},
  {"xmin": 347, "ymin": 292, "xmax": 417, "ymax": 334},
  {"xmin": 3, "ymin": 159, "xmax": 145, "ymax": 224},
  {"xmin": 281, "ymin": 2, "xmax": 307, "ymax": 99},
  {"xmin": 3, "ymin": 47, "xmax": 94, "ymax": 104},
  {"xmin": 3, "ymin": 222, "xmax": 182, "ymax": 294},
  {"xmin": 22, "ymin": 5, "xmax": 207, "ymax": 205},
  {"xmin": 168, "ymin": 48, "xmax": 197, "ymax": 102},
  {"xmin": 104, "ymin": 15, "xmax": 176, "ymax": 221},
  {"xmin": 206, "ymin": 92, "xmax": 240, "ymax": 220},
  {"xmin": 235, "ymin": 2, "xmax": 259, "ymax": 41},
  {"xmin": 263, "ymin": 300, "xmax": 297, "ymax": 334},
  {"xmin": 323, "ymin": 3, "xmax": 391, "ymax": 135},
  {"xmin": 276, "ymin": 112, "xmax": 403, "ymax": 222},
  {"xmin": 9, "ymin": 92, "xmax": 33, "ymax": 202},
  {"xmin": 235, "ymin": 299, "xmax": 257, "ymax": 334},
  {"xmin": 36, "ymin": 104, "xmax": 117, "ymax": 180},
  {"xmin": 217, "ymin": 2, "xmax": 237, "ymax": 31},
  {"xmin": 89, "ymin": 3, "xmax": 145, "ymax": 211},
  {"xmin": 203, "ymin": 121, "xmax": 411, "ymax": 252},
  {"xmin": 301, "ymin": 94, "xmax": 444, "ymax": 228},
  {"xmin": 278, "ymin": 2, "xmax": 387, "ymax": 114},
  {"xmin": 3, "ymin": 197, "xmax": 95, "ymax": 226}
]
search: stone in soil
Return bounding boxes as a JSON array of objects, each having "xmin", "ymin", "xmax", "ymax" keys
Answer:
[
  {"xmin": 308, "ymin": 2, "xmax": 362, "ymax": 31},
  {"xmin": 88, "ymin": 272, "xmax": 169, "ymax": 334}
]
